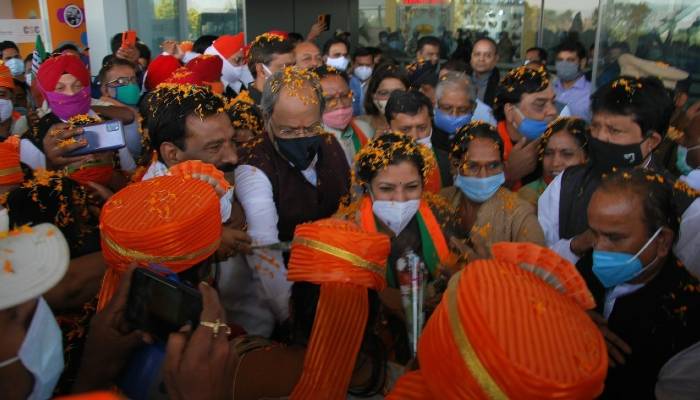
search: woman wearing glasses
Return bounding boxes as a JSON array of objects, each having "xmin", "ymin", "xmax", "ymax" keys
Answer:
[
  {"xmin": 440, "ymin": 121, "xmax": 545, "ymax": 261},
  {"xmin": 355, "ymin": 63, "xmax": 409, "ymax": 138}
]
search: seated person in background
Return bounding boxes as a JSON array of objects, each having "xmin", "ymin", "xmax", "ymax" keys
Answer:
[
  {"xmin": 385, "ymin": 90, "xmax": 451, "ymax": 193},
  {"xmin": 519, "ymin": 117, "xmax": 589, "ymax": 207},
  {"xmin": 231, "ymin": 219, "xmax": 403, "ymax": 398},
  {"xmin": 493, "ymin": 65, "xmax": 559, "ymax": 190},
  {"xmin": 0, "ymin": 223, "xmax": 71, "ymax": 400},
  {"xmin": 316, "ymin": 65, "xmax": 372, "ymax": 166},
  {"xmin": 293, "ymin": 41, "xmax": 322, "ymax": 69},
  {"xmin": 349, "ymin": 47, "xmax": 373, "ymax": 116},
  {"xmin": 553, "ymin": 41, "xmax": 592, "ymax": 121},
  {"xmin": 584, "ymin": 169, "xmax": 700, "ymax": 398},
  {"xmin": 432, "ymin": 71, "xmax": 496, "ymax": 152},
  {"xmin": 356, "ymin": 63, "xmax": 409, "ymax": 137},
  {"xmin": 388, "ymin": 242, "xmax": 608, "ymax": 399},
  {"xmin": 441, "ymin": 121, "xmax": 544, "ymax": 260}
]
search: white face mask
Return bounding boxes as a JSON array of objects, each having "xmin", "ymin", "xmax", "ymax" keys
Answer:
[
  {"xmin": 374, "ymin": 99, "xmax": 388, "ymax": 115},
  {"xmin": 0, "ymin": 99, "xmax": 13, "ymax": 122},
  {"xmin": 372, "ymin": 199, "xmax": 420, "ymax": 236},
  {"xmin": 353, "ymin": 66, "xmax": 373, "ymax": 81},
  {"xmin": 5, "ymin": 58, "xmax": 24, "ymax": 77},
  {"xmin": 261, "ymin": 63, "xmax": 273, "ymax": 79},
  {"xmin": 326, "ymin": 56, "xmax": 350, "ymax": 71},
  {"xmin": 222, "ymin": 60, "xmax": 246, "ymax": 85},
  {"xmin": 0, "ymin": 297, "xmax": 64, "ymax": 400},
  {"xmin": 416, "ymin": 131, "xmax": 433, "ymax": 149}
]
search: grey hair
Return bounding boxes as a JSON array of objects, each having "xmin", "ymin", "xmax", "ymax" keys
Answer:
[
  {"xmin": 436, "ymin": 71, "xmax": 477, "ymax": 104},
  {"xmin": 260, "ymin": 67, "xmax": 326, "ymax": 119}
]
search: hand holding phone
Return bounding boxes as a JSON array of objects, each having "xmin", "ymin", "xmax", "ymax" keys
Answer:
[
  {"xmin": 317, "ymin": 14, "xmax": 331, "ymax": 31},
  {"xmin": 65, "ymin": 120, "xmax": 126, "ymax": 157},
  {"xmin": 121, "ymin": 30, "xmax": 137, "ymax": 49}
]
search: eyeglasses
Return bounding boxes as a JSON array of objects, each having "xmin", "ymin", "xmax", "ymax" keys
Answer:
[
  {"xmin": 460, "ymin": 161, "xmax": 504, "ymax": 176},
  {"xmin": 437, "ymin": 102, "xmax": 473, "ymax": 116},
  {"xmin": 273, "ymin": 120, "xmax": 324, "ymax": 138},
  {"xmin": 323, "ymin": 91, "xmax": 353, "ymax": 108},
  {"xmin": 105, "ymin": 76, "xmax": 137, "ymax": 88}
]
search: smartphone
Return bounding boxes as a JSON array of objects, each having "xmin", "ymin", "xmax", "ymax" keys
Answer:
[
  {"xmin": 65, "ymin": 120, "xmax": 126, "ymax": 157},
  {"xmin": 318, "ymin": 14, "xmax": 331, "ymax": 31},
  {"xmin": 126, "ymin": 268, "xmax": 203, "ymax": 341},
  {"xmin": 121, "ymin": 30, "xmax": 137, "ymax": 48}
]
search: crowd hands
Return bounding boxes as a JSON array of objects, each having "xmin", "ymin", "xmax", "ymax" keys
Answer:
[{"xmin": 0, "ymin": 17, "xmax": 699, "ymax": 400}]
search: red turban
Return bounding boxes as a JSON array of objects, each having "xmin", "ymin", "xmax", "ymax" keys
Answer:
[
  {"xmin": 145, "ymin": 55, "xmax": 181, "ymax": 91},
  {"xmin": 162, "ymin": 67, "xmax": 204, "ymax": 86},
  {"xmin": 36, "ymin": 54, "xmax": 90, "ymax": 93},
  {"xmin": 210, "ymin": 33, "xmax": 244, "ymax": 60},
  {"xmin": 0, "ymin": 63, "xmax": 14, "ymax": 90},
  {"xmin": 185, "ymin": 55, "xmax": 223, "ymax": 82}
]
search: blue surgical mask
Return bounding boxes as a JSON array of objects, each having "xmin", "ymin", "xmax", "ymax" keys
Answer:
[
  {"xmin": 454, "ymin": 172, "xmax": 505, "ymax": 203},
  {"xmin": 434, "ymin": 108, "xmax": 472, "ymax": 137},
  {"xmin": 515, "ymin": 107, "xmax": 549, "ymax": 140},
  {"xmin": 5, "ymin": 57, "xmax": 24, "ymax": 77},
  {"xmin": 676, "ymin": 144, "xmax": 700, "ymax": 176},
  {"xmin": 592, "ymin": 227, "xmax": 662, "ymax": 288}
]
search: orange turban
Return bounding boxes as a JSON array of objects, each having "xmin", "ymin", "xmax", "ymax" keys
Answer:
[
  {"xmin": 36, "ymin": 54, "xmax": 90, "ymax": 92},
  {"xmin": 145, "ymin": 55, "xmax": 181, "ymax": 91},
  {"xmin": 97, "ymin": 175, "xmax": 221, "ymax": 309},
  {"xmin": 0, "ymin": 62, "xmax": 14, "ymax": 90},
  {"xmin": 388, "ymin": 243, "xmax": 607, "ymax": 400},
  {"xmin": 0, "ymin": 136, "xmax": 23, "ymax": 185},
  {"xmin": 168, "ymin": 160, "xmax": 231, "ymax": 193},
  {"xmin": 287, "ymin": 219, "xmax": 390, "ymax": 400}
]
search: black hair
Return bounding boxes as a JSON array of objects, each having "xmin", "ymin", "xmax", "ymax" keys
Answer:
[
  {"xmin": 598, "ymin": 168, "xmax": 686, "ymax": 239},
  {"xmin": 591, "ymin": 76, "xmax": 673, "ymax": 138},
  {"xmin": 440, "ymin": 59, "xmax": 470, "ymax": 74},
  {"xmin": 540, "ymin": 117, "xmax": 589, "ymax": 156},
  {"xmin": 312, "ymin": 65, "xmax": 349, "ymax": 83},
  {"xmin": 365, "ymin": 47, "xmax": 382, "ymax": 57},
  {"xmin": 364, "ymin": 63, "xmax": 409, "ymax": 116},
  {"xmin": 193, "ymin": 35, "xmax": 218, "ymax": 54},
  {"xmin": 98, "ymin": 57, "xmax": 137, "ymax": 86},
  {"xmin": 0, "ymin": 41, "xmax": 19, "ymax": 54},
  {"xmin": 472, "ymin": 37, "xmax": 497, "ymax": 52},
  {"xmin": 385, "ymin": 90, "xmax": 433, "ymax": 123},
  {"xmin": 145, "ymin": 85, "xmax": 225, "ymax": 155},
  {"xmin": 526, "ymin": 47, "xmax": 548, "ymax": 63},
  {"xmin": 322, "ymin": 37, "xmax": 350, "ymax": 56},
  {"xmin": 136, "ymin": 42, "xmax": 151, "ymax": 62},
  {"xmin": 554, "ymin": 41, "xmax": 587, "ymax": 61},
  {"xmin": 494, "ymin": 65, "xmax": 550, "ymax": 121},
  {"xmin": 289, "ymin": 282, "xmax": 387, "ymax": 396},
  {"xmin": 54, "ymin": 43, "xmax": 79, "ymax": 54},
  {"xmin": 356, "ymin": 132, "xmax": 427, "ymax": 185},
  {"xmin": 110, "ymin": 33, "xmax": 142, "ymax": 54},
  {"xmin": 288, "ymin": 32, "xmax": 304, "ymax": 45},
  {"xmin": 609, "ymin": 41, "xmax": 631, "ymax": 53},
  {"xmin": 406, "ymin": 61, "xmax": 439, "ymax": 90},
  {"xmin": 417, "ymin": 36, "xmax": 441, "ymax": 53},
  {"xmin": 450, "ymin": 121, "xmax": 505, "ymax": 161},
  {"xmin": 352, "ymin": 47, "xmax": 372, "ymax": 62},
  {"xmin": 247, "ymin": 36, "xmax": 295, "ymax": 79}
]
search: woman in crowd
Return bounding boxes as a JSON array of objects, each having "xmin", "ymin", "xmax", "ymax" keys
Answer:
[
  {"xmin": 440, "ymin": 121, "xmax": 545, "ymax": 260},
  {"xmin": 356, "ymin": 64, "xmax": 409, "ymax": 137},
  {"xmin": 519, "ymin": 117, "xmax": 589, "ymax": 207}
]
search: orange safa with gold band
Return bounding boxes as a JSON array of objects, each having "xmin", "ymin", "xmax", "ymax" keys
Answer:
[
  {"xmin": 0, "ymin": 136, "xmax": 23, "ymax": 185},
  {"xmin": 388, "ymin": 243, "xmax": 608, "ymax": 400},
  {"xmin": 97, "ymin": 175, "xmax": 221, "ymax": 309},
  {"xmin": 287, "ymin": 219, "xmax": 390, "ymax": 400}
]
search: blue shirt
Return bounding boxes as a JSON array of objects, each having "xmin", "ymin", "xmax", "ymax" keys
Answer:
[
  {"xmin": 554, "ymin": 75, "xmax": 592, "ymax": 121},
  {"xmin": 350, "ymin": 75, "xmax": 367, "ymax": 116},
  {"xmin": 472, "ymin": 99, "xmax": 497, "ymax": 127}
]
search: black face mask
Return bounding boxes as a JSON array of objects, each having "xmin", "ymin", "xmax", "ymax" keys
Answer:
[
  {"xmin": 588, "ymin": 136, "xmax": 645, "ymax": 174},
  {"xmin": 276, "ymin": 135, "xmax": 322, "ymax": 170},
  {"xmin": 216, "ymin": 163, "xmax": 236, "ymax": 173}
]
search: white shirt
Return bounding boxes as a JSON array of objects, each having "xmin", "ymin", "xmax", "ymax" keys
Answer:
[
  {"xmin": 233, "ymin": 160, "xmax": 320, "ymax": 323},
  {"xmin": 539, "ymin": 167, "xmax": 700, "ymax": 278},
  {"xmin": 603, "ymin": 282, "xmax": 645, "ymax": 319},
  {"xmin": 472, "ymin": 99, "xmax": 498, "ymax": 126}
]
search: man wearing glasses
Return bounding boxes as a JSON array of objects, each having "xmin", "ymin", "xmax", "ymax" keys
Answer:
[{"xmin": 234, "ymin": 67, "xmax": 351, "ymax": 330}]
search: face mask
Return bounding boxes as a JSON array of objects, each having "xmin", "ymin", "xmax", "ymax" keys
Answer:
[
  {"xmin": 434, "ymin": 108, "xmax": 472, "ymax": 136},
  {"xmin": 592, "ymin": 227, "xmax": 662, "ymax": 288},
  {"xmin": 555, "ymin": 60, "xmax": 580, "ymax": 82},
  {"xmin": 261, "ymin": 63, "xmax": 273, "ymax": 79},
  {"xmin": 515, "ymin": 107, "xmax": 548, "ymax": 140},
  {"xmin": 0, "ymin": 98, "xmax": 13, "ymax": 122},
  {"xmin": 44, "ymin": 86, "xmax": 91, "ymax": 121},
  {"xmin": 0, "ymin": 297, "xmax": 64, "ymax": 400},
  {"xmin": 276, "ymin": 135, "xmax": 322, "ymax": 170},
  {"xmin": 222, "ymin": 61, "xmax": 245, "ymax": 84},
  {"xmin": 416, "ymin": 132, "xmax": 433, "ymax": 149},
  {"xmin": 323, "ymin": 106, "xmax": 353, "ymax": 130},
  {"xmin": 326, "ymin": 56, "xmax": 349, "ymax": 71},
  {"xmin": 354, "ymin": 66, "xmax": 373, "ymax": 81},
  {"xmin": 588, "ymin": 136, "xmax": 645, "ymax": 174},
  {"xmin": 676, "ymin": 144, "xmax": 700, "ymax": 176},
  {"xmin": 374, "ymin": 99, "xmax": 388, "ymax": 115},
  {"xmin": 372, "ymin": 199, "xmax": 420, "ymax": 236},
  {"xmin": 454, "ymin": 172, "xmax": 505, "ymax": 203},
  {"xmin": 114, "ymin": 83, "xmax": 140, "ymax": 106},
  {"xmin": 5, "ymin": 58, "xmax": 24, "ymax": 77}
]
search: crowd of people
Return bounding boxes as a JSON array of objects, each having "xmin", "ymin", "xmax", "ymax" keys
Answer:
[{"xmin": 0, "ymin": 23, "xmax": 699, "ymax": 400}]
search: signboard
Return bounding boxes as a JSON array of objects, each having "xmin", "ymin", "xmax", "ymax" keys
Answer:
[{"xmin": 0, "ymin": 19, "xmax": 43, "ymax": 43}]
